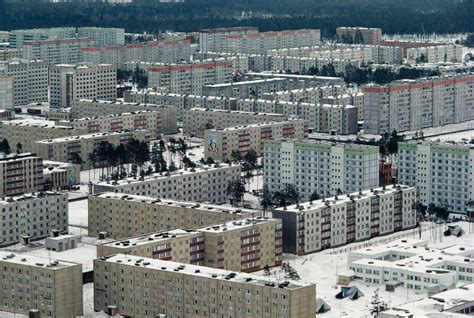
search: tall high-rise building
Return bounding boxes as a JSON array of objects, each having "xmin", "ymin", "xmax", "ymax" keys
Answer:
[
  {"xmin": 199, "ymin": 27, "xmax": 259, "ymax": 52},
  {"xmin": 49, "ymin": 63, "xmax": 117, "ymax": 108},
  {"xmin": 0, "ymin": 153, "xmax": 44, "ymax": 197},
  {"xmin": 77, "ymin": 27, "xmax": 125, "ymax": 46},
  {"xmin": 23, "ymin": 37, "xmax": 95, "ymax": 64},
  {"xmin": 336, "ymin": 27, "xmax": 383, "ymax": 45},
  {"xmin": 8, "ymin": 27, "xmax": 77, "ymax": 48}
]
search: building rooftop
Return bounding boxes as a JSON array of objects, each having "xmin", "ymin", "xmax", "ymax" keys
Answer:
[
  {"xmin": 0, "ymin": 191, "xmax": 66, "ymax": 205},
  {"xmin": 198, "ymin": 216, "xmax": 277, "ymax": 233},
  {"xmin": 0, "ymin": 250, "xmax": 78, "ymax": 269},
  {"xmin": 212, "ymin": 118, "xmax": 304, "ymax": 132},
  {"xmin": 101, "ymin": 229, "xmax": 199, "ymax": 249},
  {"xmin": 0, "ymin": 118, "xmax": 75, "ymax": 130},
  {"xmin": 97, "ymin": 254, "xmax": 312, "ymax": 290},
  {"xmin": 0, "ymin": 152, "xmax": 40, "ymax": 162},
  {"xmin": 188, "ymin": 107, "xmax": 287, "ymax": 117},
  {"xmin": 75, "ymin": 98, "xmax": 175, "ymax": 109},
  {"xmin": 35, "ymin": 129, "xmax": 148, "ymax": 144},
  {"xmin": 203, "ymin": 77, "xmax": 287, "ymax": 88},
  {"xmin": 60, "ymin": 109, "xmax": 158, "ymax": 123}
]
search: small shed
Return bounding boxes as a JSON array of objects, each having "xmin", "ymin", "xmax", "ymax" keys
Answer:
[{"xmin": 45, "ymin": 234, "xmax": 79, "ymax": 252}]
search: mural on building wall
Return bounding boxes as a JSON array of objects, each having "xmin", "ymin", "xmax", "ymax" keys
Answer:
[{"xmin": 207, "ymin": 134, "xmax": 218, "ymax": 152}]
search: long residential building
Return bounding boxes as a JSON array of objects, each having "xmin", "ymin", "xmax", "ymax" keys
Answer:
[
  {"xmin": 406, "ymin": 44, "xmax": 463, "ymax": 64},
  {"xmin": 0, "ymin": 153, "xmax": 44, "ymax": 197},
  {"xmin": 199, "ymin": 27, "xmax": 259, "ymax": 52},
  {"xmin": 363, "ymin": 74, "xmax": 474, "ymax": 134},
  {"xmin": 8, "ymin": 27, "xmax": 77, "ymax": 48},
  {"xmin": 97, "ymin": 217, "xmax": 282, "ymax": 273},
  {"xmin": 0, "ymin": 48, "xmax": 23, "ymax": 61},
  {"xmin": 77, "ymin": 27, "xmax": 125, "ymax": 46},
  {"xmin": 183, "ymin": 107, "xmax": 290, "ymax": 137},
  {"xmin": 398, "ymin": 141, "xmax": 474, "ymax": 214},
  {"xmin": 0, "ymin": 191, "xmax": 68, "ymax": 246},
  {"xmin": 93, "ymin": 163, "xmax": 241, "ymax": 203},
  {"xmin": 69, "ymin": 99, "xmax": 177, "ymax": 134},
  {"xmin": 263, "ymin": 139, "xmax": 380, "ymax": 200},
  {"xmin": 270, "ymin": 56, "xmax": 360, "ymax": 74},
  {"xmin": 0, "ymin": 119, "xmax": 87, "ymax": 152},
  {"xmin": 204, "ymin": 119, "xmax": 308, "ymax": 161},
  {"xmin": 32, "ymin": 129, "xmax": 151, "ymax": 170},
  {"xmin": 0, "ymin": 251, "xmax": 83, "ymax": 318},
  {"xmin": 148, "ymin": 59, "xmax": 234, "ymax": 94},
  {"xmin": 59, "ymin": 110, "xmax": 163, "ymax": 139},
  {"xmin": 23, "ymin": 37, "xmax": 95, "ymax": 64},
  {"xmin": 202, "ymin": 78, "xmax": 289, "ymax": 99},
  {"xmin": 336, "ymin": 27, "xmax": 383, "ymax": 45},
  {"xmin": 273, "ymin": 184, "xmax": 417, "ymax": 255},
  {"xmin": 0, "ymin": 59, "xmax": 49, "ymax": 106},
  {"xmin": 49, "ymin": 63, "xmax": 117, "ymax": 108},
  {"xmin": 88, "ymin": 191, "xmax": 260, "ymax": 239},
  {"xmin": 94, "ymin": 254, "xmax": 316, "ymax": 318}
]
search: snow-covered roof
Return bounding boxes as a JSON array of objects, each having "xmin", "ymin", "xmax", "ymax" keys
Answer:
[{"xmin": 0, "ymin": 251, "xmax": 79, "ymax": 269}]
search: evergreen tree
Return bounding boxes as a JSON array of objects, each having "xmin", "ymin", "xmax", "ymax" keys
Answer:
[
  {"xmin": 16, "ymin": 142, "xmax": 22, "ymax": 154},
  {"xmin": 369, "ymin": 289, "xmax": 388, "ymax": 317},
  {"xmin": 226, "ymin": 178, "xmax": 246, "ymax": 206}
]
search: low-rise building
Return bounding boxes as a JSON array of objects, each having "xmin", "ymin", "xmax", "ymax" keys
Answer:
[
  {"xmin": 0, "ymin": 251, "xmax": 83, "ymax": 317},
  {"xmin": 204, "ymin": 119, "xmax": 308, "ymax": 161},
  {"xmin": 94, "ymin": 254, "xmax": 316, "ymax": 318},
  {"xmin": 42, "ymin": 160, "xmax": 81, "ymax": 190},
  {"xmin": 0, "ymin": 153, "xmax": 44, "ymax": 197},
  {"xmin": 0, "ymin": 192, "xmax": 68, "ymax": 247},
  {"xmin": 32, "ymin": 129, "xmax": 151, "ymax": 170},
  {"xmin": 88, "ymin": 191, "xmax": 259, "ymax": 239},
  {"xmin": 273, "ymin": 185, "xmax": 417, "ymax": 255}
]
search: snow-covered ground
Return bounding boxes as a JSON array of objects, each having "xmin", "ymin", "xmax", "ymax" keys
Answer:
[
  {"xmin": 69, "ymin": 199, "xmax": 89, "ymax": 228},
  {"xmin": 427, "ymin": 129, "xmax": 474, "ymax": 142}
]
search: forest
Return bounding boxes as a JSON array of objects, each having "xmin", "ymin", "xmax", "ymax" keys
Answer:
[{"xmin": 0, "ymin": 0, "xmax": 473, "ymax": 36}]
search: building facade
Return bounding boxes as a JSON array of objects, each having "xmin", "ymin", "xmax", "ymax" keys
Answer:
[
  {"xmin": 199, "ymin": 27, "xmax": 259, "ymax": 52},
  {"xmin": 336, "ymin": 27, "xmax": 383, "ymax": 45},
  {"xmin": 8, "ymin": 27, "xmax": 77, "ymax": 48},
  {"xmin": 88, "ymin": 192, "xmax": 260, "ymax": 239},
  {"xmin": 406, "ymin": 44, "xmax": 463, "ymax": 64},
  {"xmin": 42, "ymin": 160, "xmax": 81, "ymax": 190},
  {"xmin": 0, "ymin": 153, "xmax": 44, "ymax": 197},
  {"xmin": 23, "ymin": 37, "xmax": 95, "ymax": 64},
  {"xmin": 0, "ymin": 76, "xmax": 13, "ymax": 109},
  {"xmin": 273, "ymin": 185, "xmax": 417, "ymax": 255},
  {"xmin": 77, "ymin": 27, "xmax": 125, "ymax": 46}
]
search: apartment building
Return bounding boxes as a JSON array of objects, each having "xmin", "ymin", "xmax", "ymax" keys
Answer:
[
  {"xmin": 88, "ymin": 191, "xmax": 260, "ymax": 239},
  {"xmin": 0, "ymin": 59, "xmax": 49, "ymax": 106},
  {"xmin": 204, "ymin": 119, "xmax": 308, "ymax": 161},
  {"xmin": 348, "ymin": 238, "xmax": 474, "ymax": 290},
  {"xmin": 273, "ymin": 185, "xmax": 417, "ymax": 255},
  {"xmin": 261, "ymin": 84, "xmax": 349, "ymax": 103},
  {"xmin": 0, "ymin": 191, "xmax": 68, "ymax": 246},
  {"xmin": 263, "ymin": 139, "xmax": 379, "ymax": 200},
  {"xmin": 236, "ymin": 99, "xmax": 358, "ymax": 134},
  {"xmin": 0, "ymin": 119, "xmax": 87, "ymax": 152},
  {"xmin": 77, "ymin": 27, "xmax": 125, "ymax": 46},
  {"xmin": 49, "ymin": 63, "xmax": 117, "ymax": 108},
  {"xmin": 94, "ymin": 254, "xmax": 316, "ymax": 318},
  {"xmin": 244, "ymin": 71, "xmax": 345, "ymax": 86},
  {"xmin": 81, "ymin": 39, "xmax": 193, "ymax": 67},
  {"xmin": 0, "ymin": 48, "xmax": 23, "ymax": 61},
  {"xmin": 336, "ymin": 27, "xmax": 383, "ymax": 45},
  {"xmin": 270, "ymin": 56, "xmax": 360, "ymax": 74},
  {"xmin": 363, "ymin": 74, "xmax": 474, "ymax": 134},
  {"xmin": 0, "ymin": 153, "xmax": 43, "ymax": 197},
  {"xmin": 0, "ymin": 76, "xmax": 13, "ymax": 109},
  {"xmin": 97, "ymin": 217, "xmax": 282, "ymax": 272},
  {"xmin": 93, "ymin": 163, "xmax": 241, "ymax": 204},
  {"xmin": 32, "ymin": 129, "xmax": 151, "ymax": 170},
  {"xmin": 42, "ymin": 160, "xmax": 80, "ymax": 190},
  {"xmin": 0, "ymin": 252, "xmax": 82, "ymax": 317},
  {"xmin": 8, "ymin": 27, "xmax": 77, "ymax": 48},
  {"xmin": 407, "ymin": 44, "xmax": 463, "ymax": 64},
  {"xmin": 380, "ymin": 39, "xmax": 447, "ymax": 57},
  {"xmin": 183, "ymin": 107, "xmax": 290, "ymax": 137},
  {"xmin": 23, "ymin": 37, "xmax": 95, "ymax": 64},
  {"xmin": 202, "ymin": 78, "xmax": 289, "ymax": 99},
  {"xmin": 69, "ymin": 99, "xmax": 177, "ymax": 134},
  {"xmin": 59, "ymin": 110, "xmax": 163, "ymax": 139},
  {"xmin": 199, "ymin": 26, "xmax": 259, "ymax": 52},
  {"xmin": 398, "ymin": 141, "xmax": 474, "ymax": 214},
  {"xmin": 196, "ymin": 51, "xmax": 273, "ymax": 72},
  {"xmin": 147, "ymin": 59, "xmax": 234, "ymax": 95}
]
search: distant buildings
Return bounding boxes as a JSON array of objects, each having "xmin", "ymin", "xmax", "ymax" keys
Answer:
[
  {"xmin": 77, "ymin": 27, "xmax": 125, "ymax": 46},
  {"xmin": 406, "ymin": 44, "xmax": 463, "ymax": 64},
  {"xmin": 202, "ymin": 78, "xmax": 289, "ymax": 99},
  {"xmin": 0, "ymin": 76, "xmax": 13, "ymax": 109},
  {"xmin": 273, "ymin": 185, "xmax": 417, "ymax": 255},
  {"xmin": 0, "ymin": 153, "xmax": 44, "ymax": 197},
  {"xmin": 263, "ymin": 139, "xmax": 380, "ymax": 200},
  {"xmin": 204, "ymin": 119, "xmax": 308, "ymax": 161},
  {"xmin": 42, "ymin": 160, "xmax": 81, "ymax": 190},
  {"xmin": 94, "ymin": 254, "xmax": 316, "ymax": 318},
  {"xmin": 49, "ymin": 63, "xmax": 117, "ymax": 108},
  {"xmin": 199, "ymin": 27, "xmax": 259, "ymax": 52},
  {"xmin": 336, "ymin": 27, "xmax": 383, "ymax": 45},
  {"xmin": 88, "ymin": 191, "xmax": 260, "ymax": 239},
  {"xmin": 23, "ymin": 37, "xmax": 95, "ymax": 64},
  {"xmin": 0, "ymin": 192, "xmax": 68, "ymax": 246},
  {"xmin": 398, "ymin": 141, "xmax": 474, "ymax": 214},
  {"xmin": 363, "ymin": 74, "xmax": 474, "ymax": 134}
]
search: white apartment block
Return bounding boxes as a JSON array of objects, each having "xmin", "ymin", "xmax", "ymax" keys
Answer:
[
  {"xmin": 0, "ymin": 153, "xmax": 44, "ymax": 197},
  {"xmin": 94, "ymin": 254, "xmax": 316, "ymax": 318},
  {"xmin": 263, "ymin": 139, "xmax": 379, "ymax": 200},
  {"xmin": 322, "ymin": 92, "xmax": 365, "ymax": 121},
  {"xmin": 70, "ymin": 99, "xmax": 177, "ymax": 134},
  {"xmin": 204, "ymin": 119, "xmax": 308, "ymax": 161},
  {"xmin": 1, "ymin": 59, "xmax": 49, "ymax": 106},
  {"xmin": 80, "ymin": 39, "xmax": 193, "ymax": 67},
  {"xmin": 398, "ymin": 141, "xmax": 474, "ymax": 214},
  {"xmin": 336, "ymin": 27, "xmax": 383, "ymax": 45},
  {"xmin": 407, "ymin": 44, "xmax": 463, "ymax": 64},
  {"xmin": 97, "ymin": 217, "xmax": 282, "ymax": 273},
  {"xmin": 147, "ymin": 59, "xmax": 234, "ymax": 95},
  {"xmin": 183, "ymin": 107, "xmax": 290, "ymax": 138},
  {"xmin": 0, "ymin": 192, "xmax": 68, "ymax": 246},
  {"xmin": 363, "ymin": 74, "xmax": 474, "ymax": 134},
  {"xmin": 236, "ymin": 99, "xmax": 358, "ymax": 134},
  {"xmin": 0, "ymin": 48, "xmax": 23, "ymax": 61},
  {"xmin": 202, "ymin": 78, "xmax": 290, "ymax": 99},
  {"xmin": 49, "ymin": 63, "xmax": 117, "ymax": 108},
  {"xmin": 59, "ymin": 110, "xmax": 163, "ymax": 139},
  {"xmin": 0, "ymin": 76, "xmax": 13, "ymax": 109},
  {"xmin": 93, "ymin": 163, "xmax": 241, "ymax": 204},
  {"xmin": 0, "ymin": 251, "xmax": 83, "ymax": 317},
  {"xmin": 273, "ymin": 185, "xmax": 417, "ymax": 255},
  {"xmin": 348, "ymin": 238, "xmax": 474, "ymax": 290},
  {"xmin": 260, "ymin": 84, "xmax": 349, "ymax": 103},
  {"xmin": 32, "ymin": 129, "xmax": 151, "ymax": 170},
  {"xmin": 77, "ymin": 27, "xmax": 125, "ymax": 46},
  {"xmin": 8, "ymin": 27, "xmax": 77, "ymax": 48},
  {"xmin": 199, "ymin": 27, "xmax": 259, "ymax": 52},
  {"xmin": 195, "ymin": 51, "xmax": 273, "ymax": 72},
  {"xmin": 88, "ymin": 192, "xmax": 261, "ymax": 239},
  {"xmin": 23, "ymin": 37, "xmax": 95, "ymax": 64},
  {"xmin": 270, "ymin": 56, "xmax": 360, "ymax": 74}
]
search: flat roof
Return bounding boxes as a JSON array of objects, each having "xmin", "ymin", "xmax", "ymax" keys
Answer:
[
  {"xmin": 188, "ymin": 107, "xmax": 287, "ymax": 117},
  {"xmin": 0, "ymin": 191, "xmax": 67, "ymax": 205},
  {"xmin": 35, "ymin": 129, "xmax": 147, "ymax": 144},
  {"xmin": 198, "ymin": 217, "xmax": 278, "ymax": 233},
  {"xmin": 0, "ymin": 250, "xmax": 79, "ymax": 269},
  {"xmin": 0, "ymin": 119, "xmax": 74, "ymax": 130}
]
